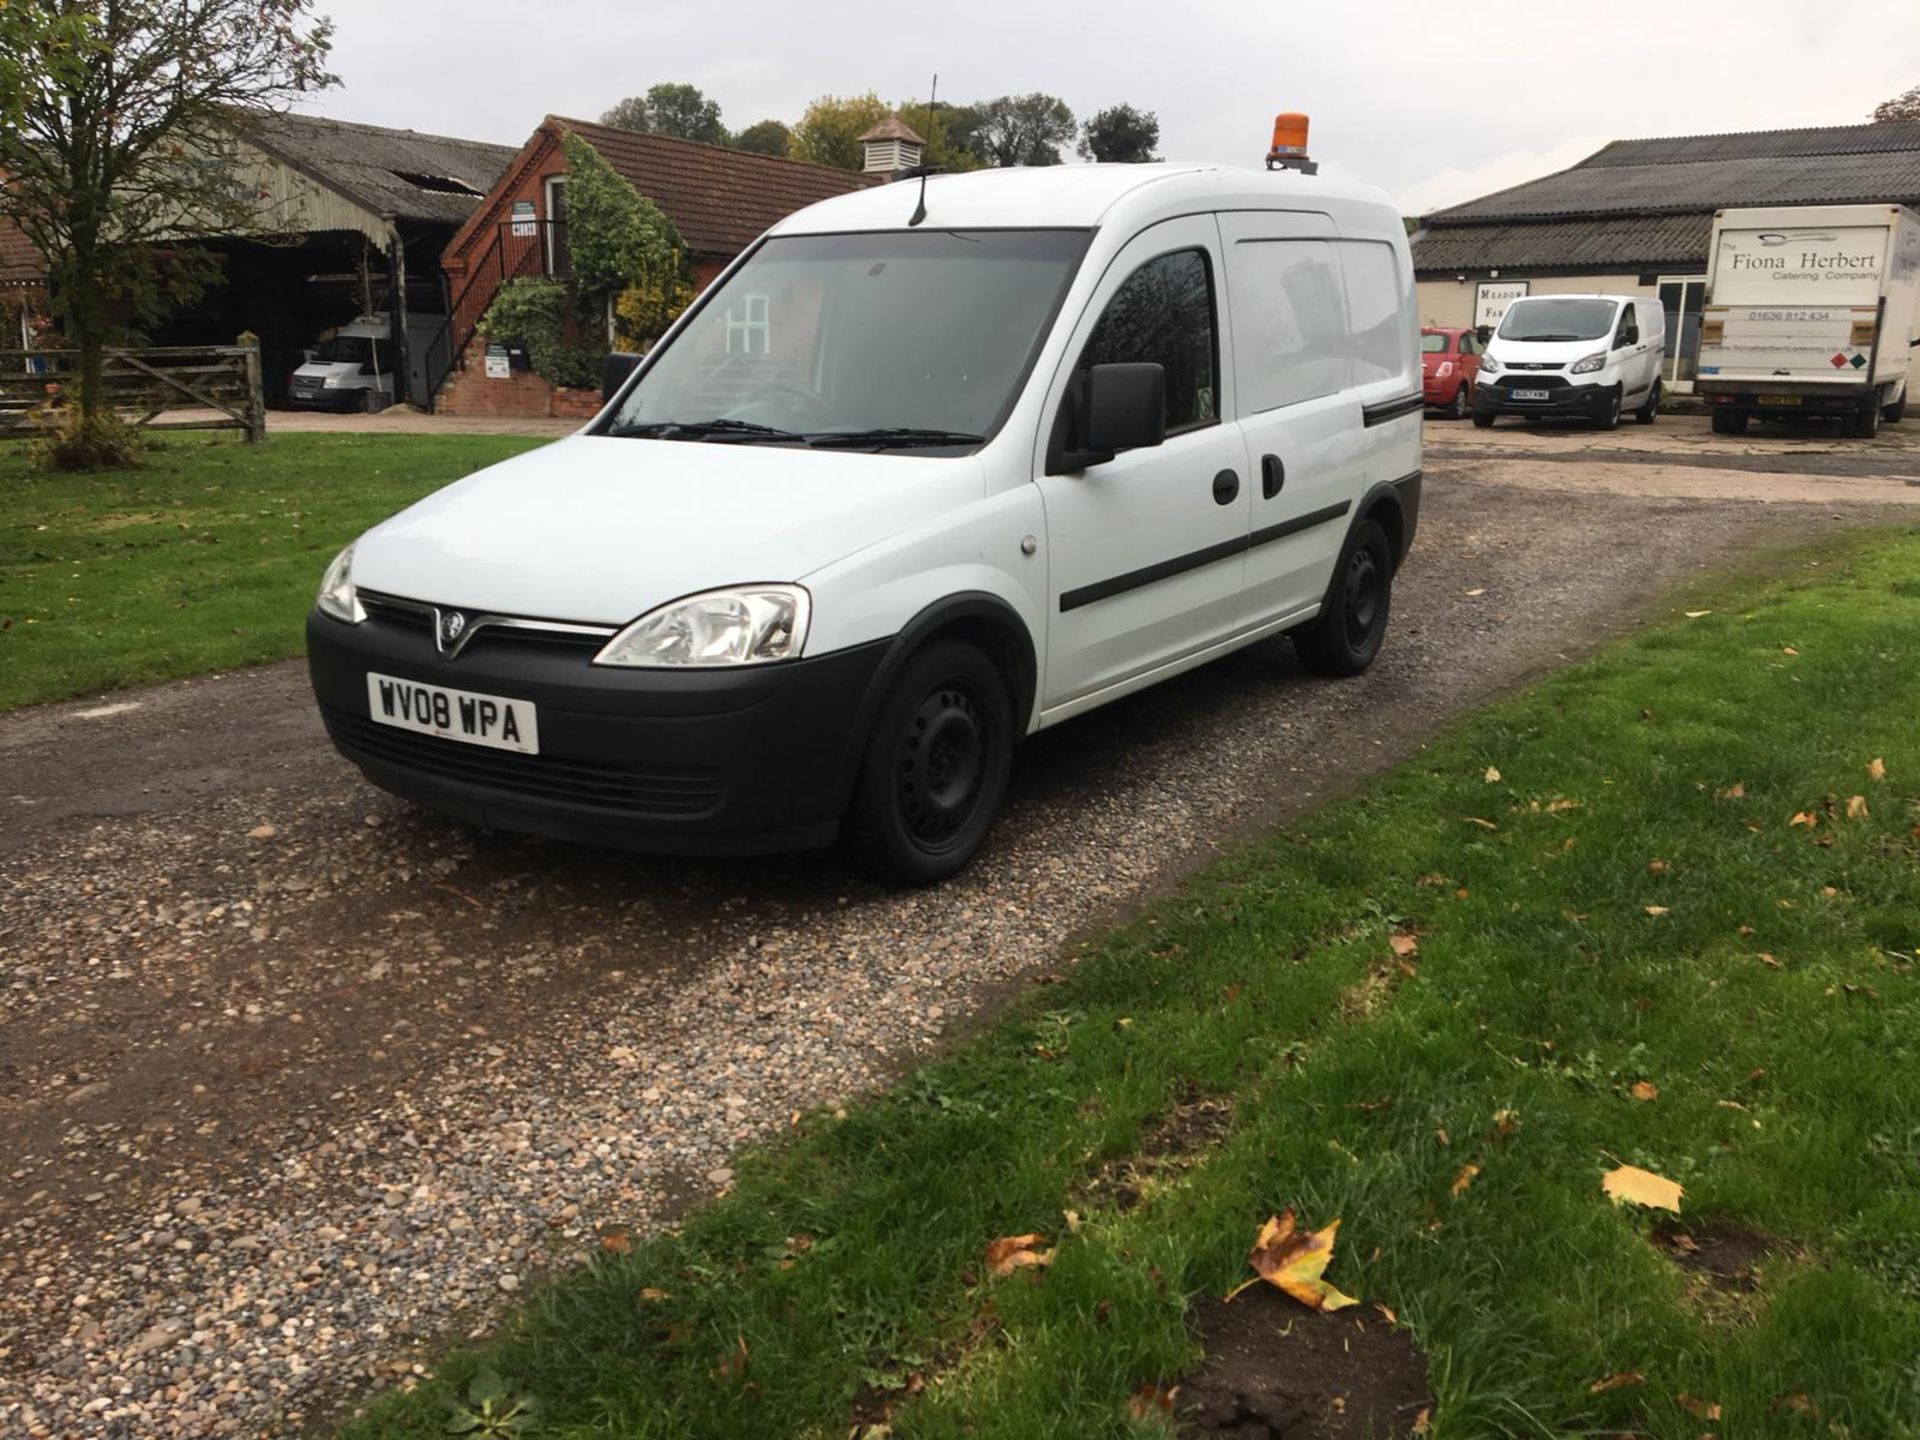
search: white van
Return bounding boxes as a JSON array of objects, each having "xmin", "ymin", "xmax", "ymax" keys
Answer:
[
  {"xmin": 288, "ymin": 318, "xmax": 395, "ymax": 412},
  {"xmin": 307, "ymin": 157, "xmax": 1423, "ymax": 882},
  {"xmin": 1473, "ymin": 294, "xmax": 1665, "ymax": 429}
]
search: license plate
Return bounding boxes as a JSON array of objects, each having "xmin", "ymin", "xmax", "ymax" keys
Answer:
[
  {"xmin": 1511, "ymin": 388, "xmax": 1550, "ymax": 401},
  {"xmin": 1757, "ymin": 394, "xmax": 1802, "ymax": 407},
  {"xmin": 366, "ymin": 672, "xmax": 539, "ymax": 753}
]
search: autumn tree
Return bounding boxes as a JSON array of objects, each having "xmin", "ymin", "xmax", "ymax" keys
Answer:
[
  {"xmin": 895, "ymin": 100, "xmax": 981, "ymax": 173},
  {"xmin": 790, "ymin": 92, "xmax": 890, "ymax": 171},
  {"xmin": 600, "ymin": 83, "xmax": 727, "ymax": 145},
  {"xmin": 969, "ymin": 93, "xmax": 1076, "ymax": 167},
  {"xmin": 731, "ymin": 119, "xmax": 792, "ymax": 157},
  {"xmin": 1871, "ymin": 84, "xmax": 1920, "ymax": 122},
  {"xmin": 1079, "ymin": 104, "xmax": 1160, "ymax": 163},
  {"xmin": 0, "ymin": 0, "xmax": 335, "ymax": 468}
]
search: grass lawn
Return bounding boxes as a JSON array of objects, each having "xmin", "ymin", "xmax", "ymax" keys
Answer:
[
  {"xmin": 0, "ymin": 431, "xmax": 546, "ymax": 712},
  {"xmin": 341, "ymin": 525, "xmax": 1920, "ymax": 1440}
]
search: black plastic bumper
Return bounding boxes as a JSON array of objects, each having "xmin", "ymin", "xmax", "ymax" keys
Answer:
[
  {"xmin": 306, "ymin": 609, "xmax": 889, "ymax": 854},
  {"xmin": 1390, "ymin": 471, "xmax": 1421, "ymax": 566},
  {"xmin": 1473, "ymin": 381, "xmax": 1617, "ymax": 420}
]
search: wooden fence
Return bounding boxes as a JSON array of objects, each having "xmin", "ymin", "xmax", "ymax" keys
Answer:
[{"xmin": 0, "ymin": 333, "xmax": 265, "ymax": 443}]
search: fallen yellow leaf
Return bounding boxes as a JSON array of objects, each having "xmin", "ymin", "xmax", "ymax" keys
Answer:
[
  {"xmin": 1465, "ymin": 587, "xmax": 1485, "ymax": 596},
  {"xmin": 1782, "ymin": 645, "xmax": 1799, "ymax": 656},
  {"xmin": 1450, "ymin": 1162, "xmax": 1480, "ymax": 1196},
  {"xmin": 637, "ymin": 1287, "xmax": 671, "ymax": 1302},
  {"xmin": 1788, "ymin": 811, "xmax": 1818, "ymax": 827},
  {"xmin": 1867, "ymin": 757, "xmax": 1886, "ymax": 782},
  {"xmin": 1225, "ymin": 1210, "xmax": 1358, "ymax": 1311},
  {"xmin": 1602, "ymin": 1164, "xmax": 1683, "ymax": 1213},
  {"xmin": 1491, "ymin": 1109, "xmax": 1519, "ymax": 1139},
  {"xmin": 1677, "ymin": 1392, "xmax": 1723, "ymax": 1421},
  {"xmin": 1484, "ymin": 765, "xmax": 1501, "ymax": 783},
  {"xmin": 1547, "ymin": 796, "xmax": 1581, "ymax": 812},
  {"xmin": 1411, "ymin": 1407, "xmax": 1432, "ymax": 1435},
  {"xmin": 1757, "ymin": 952, "xmax": 1782, "ymax": 969},
  {"xmin": 1846, "ymin": 794, "xmax": 1869, "ymax": 821},
  {"xmin": 1647, "ymin": 859, "xmax": 1669, "ymax": 874},
  {"xmin": 1719, "ymin": 781, "xmax": 1745, "ymax": 799},
  {"xmin": 1589, "ymin": 1370, "xmax": 1646, "ymax": 1395},
  {"xmin": 1684, "ymin": 609, "xmax": 1712, "ymax": 618},
  {"xmin": 984, "ymin": 1233, "xmax": 1053, "ymax": 1278},
  {"xmin": 1644, "ymin": 905, "xmax": 1670, "ymax": 917},
  {"xmin": 1390, "ymin": 933, "xmax": 1419, "ymax": 958},
  {"xmin": 1629, "ymin": 1080, "xmax": 1659, "ymax": 1102},
  {"xmin": 1126, "ymin": 1383, "xmax": 1177, "ymax": 1420},
  {"xmin": 1374, "ymin": 1302, "xmax": 1398, "ymax": 1325},
  {"xmin": 1464, "ymin": 816, "xmax": 1499, "ymax": 831}
]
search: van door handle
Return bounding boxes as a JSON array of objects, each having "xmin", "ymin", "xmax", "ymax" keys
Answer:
[
  {"xmin": 1261, "ymin": 454, "xmax": 1284, "ymax": 499},
  {"xmin": 1212, "ymin": 469, "xmax": 1240, "ymax": 505}
]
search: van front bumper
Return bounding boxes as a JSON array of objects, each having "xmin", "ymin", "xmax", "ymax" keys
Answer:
[
  {"xmin": 306, "ymin": 608, "xmax": 888, "ymax": 854},
  {"xmin": 1472, "ymin": 377, "xmax": 1618, "ymax": 420}
]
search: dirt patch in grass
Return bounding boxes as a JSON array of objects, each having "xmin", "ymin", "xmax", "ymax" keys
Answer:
[
  {"xmin": 1082, "ymin": 1086, "xmax": 1236, "ymax": 1213},
  {"xmin": 1177, "ymin": 1287, "xmax": 1431, "ymax": 1438},
  {"xmin": 1650, "ymin": 1222, "xmax": 1804, "ymax": 1326}
]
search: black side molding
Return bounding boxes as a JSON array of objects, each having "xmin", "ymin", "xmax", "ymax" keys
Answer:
[
  {"xmin": 1060, "ymin": 500, "xmax": 1357, "ymax": 614},
  {"xmin": 1250, "ymin": 500, "xmax": 1351, "ymax": 550},
  {"xmin": 1362, "ymin": 393, "xmax": 1425, "ymax": 427}
]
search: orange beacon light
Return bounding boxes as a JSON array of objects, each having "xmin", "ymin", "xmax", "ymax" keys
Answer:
[{"xmin": 1265, "ymin": 113, "xmax": 1317, "ymax": 174}]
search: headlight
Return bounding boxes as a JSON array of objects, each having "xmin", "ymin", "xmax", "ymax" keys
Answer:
[
  {"xmin": 323, "ymin": 374, "xmax": 349, "ymax": 388},
  {"xmin": 316, "ymin": 544, "xmax": 365, "ymax": 624},
  {"xmin": 1570, "ymin": 353, "xmax": 1606, "ymax": 375},
  {"xmin": 1479, "ymin": 353, "xmax": 1500, "ymax": 373},
  {"xmin": 594, "ymin": 585, "xmax": 810, "ymax": 668}
]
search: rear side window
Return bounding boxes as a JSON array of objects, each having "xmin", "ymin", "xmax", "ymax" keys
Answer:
[
  {"xmin": 1228, "ymin": 239, "xmax": 1348, "ymax": 413},
  {"xmin": 1079, "ymin": 248, "xmax": 1217, "ymax": 432},
  {"xmin": 1340, "ymin": 240, "xmax": 1413, "ymax": 386}
]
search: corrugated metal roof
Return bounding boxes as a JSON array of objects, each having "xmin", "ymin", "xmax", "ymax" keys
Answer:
[
  {"xmin": 553, "ymin": 118, "xmax": 880, "ymax": 257},
  {"xmin": 1411, "ymin": 214, "xmax": 1710, "ymax": 273},
  {"xmin": 1427, "ymin": 119, "xmax": 1920, "ymax": 223},
  {"xmin": 238, "ymin": 112, "xmax": 519, "ymax": 227}
]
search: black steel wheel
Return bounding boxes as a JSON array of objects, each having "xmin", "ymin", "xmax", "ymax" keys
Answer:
[
  {"xmin": 1294, "ymin": 518, "xmax": 1393, "ymax": 677},
  {"xmin": 1597, "ymin": 387, "xmax": 1623, "ymax": 430},
  {"xmin": 847, "ymin": 640, "xmax": 1013, "ymax": 884}
]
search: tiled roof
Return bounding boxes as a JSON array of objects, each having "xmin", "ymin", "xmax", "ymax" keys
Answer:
[
  {"xmin": 1425, "ymin": 120, "xmax": 1920, "ymax": 223},
  {"xmin": 552, "ymin": 117, "xmax": 880, "ymax": 256},
  {"xmin": 1412, "ymin": 214, "xmax": 1711, "ymax": 273},
  {"xmin": 0, "ymin": 213, "xmax": 43, "ymax": 284},
  {"xmin": 239, "ymin": 111, "xmax": 519, "ymax": 227},
  {"xmin": 858, "ymin": 115, "xmax": 925, "ymax": 144}
]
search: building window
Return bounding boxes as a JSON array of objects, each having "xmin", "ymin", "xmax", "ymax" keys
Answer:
[
  {"xmin": 542, "ymin": 176, "xmax": 569, "ymax": 276},
  {"xmin": 726, "ymin": 293, "xmax": 771, "ymax": 355}
]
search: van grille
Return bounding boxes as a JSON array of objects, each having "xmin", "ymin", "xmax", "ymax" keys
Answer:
[{"xmin": 323, "ymin": 708, "xmax": 725, "ymax": 817}]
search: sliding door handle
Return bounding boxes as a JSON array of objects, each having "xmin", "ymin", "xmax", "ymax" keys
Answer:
[
  {"xmin": 1211, "ymin": 469, "xmax": 1240, "ymax": 505},
  {"xmin": 1261, "ymin": 454, "xmax": 1284, "ymax": 499}
]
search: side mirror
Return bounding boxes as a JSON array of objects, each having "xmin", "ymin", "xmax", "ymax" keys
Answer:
[
  {"xmin": 602, "ymin": 350, "xmax": 643, "ymax": 404},
  {"xmin": 1051, "ymin": 362, "xmax": 1166, "ymax": 472}
]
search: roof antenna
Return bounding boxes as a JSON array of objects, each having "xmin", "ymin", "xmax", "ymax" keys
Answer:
[{"xmin": 907, "ymin": 71, "xmax": 937, "ymax": 226}]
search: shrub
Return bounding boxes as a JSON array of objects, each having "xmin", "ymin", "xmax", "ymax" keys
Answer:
[{"xmin": 28, "ymin": 406, "xmax": 146, "ymax": 472}]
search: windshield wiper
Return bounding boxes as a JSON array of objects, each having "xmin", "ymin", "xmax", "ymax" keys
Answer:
[
  {"xmin": 1512, "ymin": 333, "xmax": 1586, "ymax": 342},
  {"xmin": 610, "ymin": 418, "xmax": 811, "ymax": 444},
  {"xmin": 807, "ymin": 427, "xmax": 985, "ymax": 450}
]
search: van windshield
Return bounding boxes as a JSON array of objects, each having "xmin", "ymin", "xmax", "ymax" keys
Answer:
[
  {"xmin": 1496, "ymin": 298, "xmax": 1618, "ymax": 342},
  {"xmin": 313, "ymin": 336, "xmax": 377, "ymax": 368},
  {"xmin": 603, "ymin": 229, "xmax": 1092, "ymax": 451}
]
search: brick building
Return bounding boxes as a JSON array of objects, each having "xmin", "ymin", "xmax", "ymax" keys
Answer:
[
  {"xmin": 434, "ymin": 117, "xmax": 877, "ymax": 417},
  {"xmin": 0, "ymin": 210, "xmax": 51, "ymax": 350}
]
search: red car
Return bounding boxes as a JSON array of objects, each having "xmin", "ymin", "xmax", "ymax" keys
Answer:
[{"xmin": 1421, "ymin": 326, "xmax": 1482, "ymax": 419}]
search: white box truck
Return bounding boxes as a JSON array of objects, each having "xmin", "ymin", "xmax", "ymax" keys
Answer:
[{"xmin": 1696, "ymin": 203, "xmax": 1920, "ymax": 437}]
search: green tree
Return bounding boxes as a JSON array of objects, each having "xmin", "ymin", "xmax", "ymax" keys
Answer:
[
  {"xmin": 892, "ymin": 100, "xmax": 981, "ymax": 173},
  {"xmin": 790, "ymin": 92, "xmax": 890, "ymax": 171},
  {"xmin": 0, "ymin": 0, "xmax": 336, "ymax": 469},
  {"xmin": 1078, "ymin": 104, "xmax": 1160, "ymax": 163},
  {"xmin": 970, "ymin": 93, "xmax": 1076, "ymax": 167},
  {"xmin": 731, "ymin": 119, "xmax": 792, "ymax": 157},
  {"xmin": 1872, "ymin": 84, "xmax": 1920, "ymax": 122},
  {"xmin": 599, "ymin": 82, "xmax": 726, "ymax": 145}
]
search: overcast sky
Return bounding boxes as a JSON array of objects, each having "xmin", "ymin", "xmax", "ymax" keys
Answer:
[{"xmin": 299, "ymin": 0, "xmax": 1920, "ymax": 215}]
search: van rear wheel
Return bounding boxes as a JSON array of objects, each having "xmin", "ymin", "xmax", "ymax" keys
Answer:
[
  {"xmin": 1710, "ymin": 409, "xmax": 1748, "ymax": 435},
  {"xmin": 846, "ymin": 640, "xmax": 1013, "ymax": 885},
  {"xmin": 1294, "ymin": 519, "xmax": 1393, "ymax": 678},
  {"xmin": 1635, "ymin": 379, "xmax": 1661, "ymax": 424}
]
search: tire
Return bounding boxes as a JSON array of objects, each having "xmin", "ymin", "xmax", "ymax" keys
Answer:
[
  {"xmin": 845, "ymin": 640, "xmax": 1013, "ymax": 885},
  {"xmin": 1710, "ymin": 409, "xmax": 1748, "ymax": 435},
  {"xmin": 1596, "ymin": 387, "xmax": 1623, "ymax": 431},
  {"xmin": 1883, "ymin": 391, "xmax": 1907, "ymax": 424},
  {"xmin": 1635, "ymin": 378, "xmax": 1661, "ymax": 424},
  {"xmin": 1471, "ymin": 409, "xmax": 1495, "ymax": 429},
  {"xmin": 1447, "ymin": 383, "xmax": 1470, "ymax": 420},
  {"xmin": 1853, "ymin": 401, "xmax": 1880, "ymax": 439},
  {"xmin": 355, "ymin": 388, "xmax": 374, "ymax": 415},
  {"xmin": 1294, "ymin": 518, "xmax": 1393, "ymax": 678}
]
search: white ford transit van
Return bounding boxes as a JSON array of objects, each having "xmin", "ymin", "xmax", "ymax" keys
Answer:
[
  {"xmin": 1473, "ymin": 294, "xmax": 1665, "ymax": 429},
  {"xmin": 308, "ymin": 156, "xmax": 1423, "ymax": 882},
  {"xmin": 288, "ymin": 318, "xmax": 395, "ymax": 412}
]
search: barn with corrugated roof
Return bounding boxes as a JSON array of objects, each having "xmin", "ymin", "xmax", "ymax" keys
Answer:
[{"xmin": 1411, "ymin": 119, "xmax": 1920, "ymax": 393}]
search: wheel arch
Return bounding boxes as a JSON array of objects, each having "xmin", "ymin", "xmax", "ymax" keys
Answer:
[{"xmin": 1352, "ymin": 479, "xmax": 1412, "ymax": 571}]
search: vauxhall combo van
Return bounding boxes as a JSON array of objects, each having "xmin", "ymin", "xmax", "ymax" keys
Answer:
[{"xmin": 308, "ymin": 150, "xmax": 1423, "ymax": 882}]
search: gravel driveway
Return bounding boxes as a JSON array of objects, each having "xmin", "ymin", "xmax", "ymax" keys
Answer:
[{"xmin": 1, "ymin": 435, "xmax": 1911, "ymax": 1437}]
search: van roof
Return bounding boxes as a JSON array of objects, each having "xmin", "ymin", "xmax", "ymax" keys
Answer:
[{"xmin": 769, "ymin": 162, "xmax": 1398, "ymax": 236}]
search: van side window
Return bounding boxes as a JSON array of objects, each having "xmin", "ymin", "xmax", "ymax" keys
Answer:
[
  {"xmin": 1225, "ymin": 238, "xmax": 1346, "ymax": 414},
  {"xmin": 1339, "ymin": 240, "xmax": 1412, "ymax": 386},
  {"xmin": 1616, "ymin": 305, "xmax": 1638, "ymax": 346},
  {"xmin": 1079, "ymin": 248, "xmax": 1217, "ymax": 431}
]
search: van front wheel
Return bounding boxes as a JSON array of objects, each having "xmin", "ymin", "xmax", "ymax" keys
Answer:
[
  {"xmin": 846, "ymin": 640, "xmax": 1013, "ymax": 885},
  {"xmin": 1294, "ymin": 519, "xmax": 1393, "ymax": 678}
]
